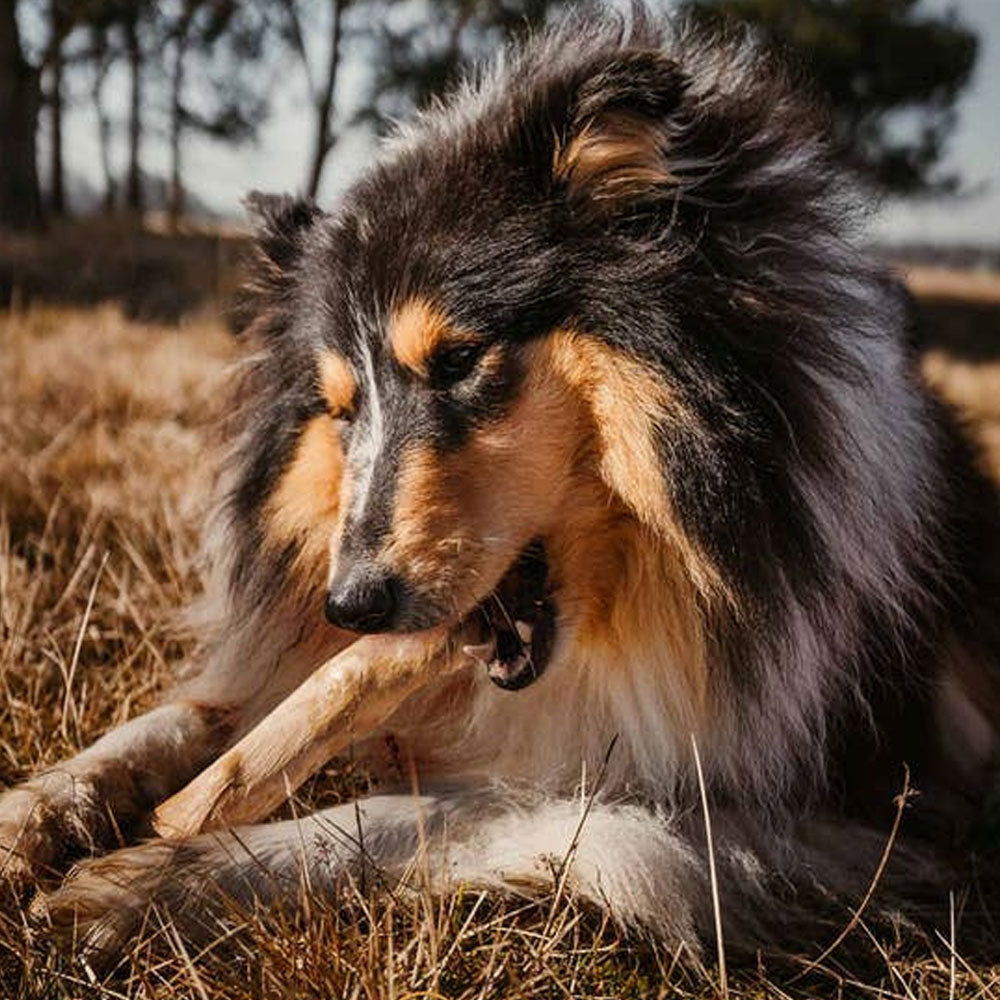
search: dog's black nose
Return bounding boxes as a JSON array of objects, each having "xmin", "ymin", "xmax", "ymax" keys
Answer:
[{"xmin": 325, "ymin": 571, "xmax": 402, "ymax": 633}]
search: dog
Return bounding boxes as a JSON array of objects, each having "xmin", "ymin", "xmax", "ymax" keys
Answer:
[{"xmin": 3, "ymin": 7, "xmax": 1000, "ymax": 961}]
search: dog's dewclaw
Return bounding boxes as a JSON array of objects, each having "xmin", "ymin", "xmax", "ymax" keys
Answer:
[{"xmin": 152, "ymin": 632, "xmax": 452, "ymax": 838}]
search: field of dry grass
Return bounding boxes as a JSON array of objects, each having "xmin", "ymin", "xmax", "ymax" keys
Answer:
[{"xmin": 2, "ymin": 302, "xmax": 1000, "ymax": 997}]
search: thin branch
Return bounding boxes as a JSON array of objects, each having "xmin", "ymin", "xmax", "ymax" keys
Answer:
[
  {"xmin": 691, "ymin": 733, "xmax": 728, "ymax": 1000},
  {"xmin": 277, "ymin": 0, "xmax": 315, "ymax": 97},
  {"xmin": 792, "ymin": 765, "xmax": 915, "ymax": 982}
]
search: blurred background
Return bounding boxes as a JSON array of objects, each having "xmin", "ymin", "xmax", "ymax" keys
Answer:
[
  {"xmin": 0, "ymin": 0, "xmax": 998, "ymax": 974},
  {"xmin": 1, "ymin": 6, "xmax": 1000, "ymax": 993},
  {"xmin": 1, "ymin": 0, "xmax": 998, "ymax": 323}
]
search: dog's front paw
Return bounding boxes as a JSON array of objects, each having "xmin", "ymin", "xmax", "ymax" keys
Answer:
[
  {"xmin": 31, "ymin": 840, "xmax": 184, "ymax": 963},
  {"xmin": 33, "ymin": 833, "xmax": 264, "ymax": 964},
  {"xmin": 0, "ymin": 781, "xmax": 87, "ymax": 898},
  {"xmin": 0, "ymin": 788, "xmax": 49, "ymax": 898},
  {"xmin": 0, "ymin": 772, "xmax": 120, "ymax": 905}
]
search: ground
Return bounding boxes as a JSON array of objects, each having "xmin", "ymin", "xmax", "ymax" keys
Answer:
[{"xmin": 1, "ymin": 289, "xmax": 1000, "ymax": 997}]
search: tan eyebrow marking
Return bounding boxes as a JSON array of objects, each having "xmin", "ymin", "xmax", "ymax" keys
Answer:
[
  {"xmin": 318, "ymin": 351, "xmax": 356, "ymax": 417},
  {"xmin": 389, "ymin": 297, "xmax": 479, "ymax": 376}
]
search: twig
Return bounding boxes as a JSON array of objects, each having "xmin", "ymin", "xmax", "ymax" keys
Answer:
[
  {"xmin": 539, "ymin": 735, "xmax": 619, "ymax": 944},
  {"xmin": 793, "ymin": 765, "xmax": 914, "ymax": 981},
  {"xmin": 62, "ymin": 551, "xmax": 109, "ymax": 744},
  {"xmin": 691, "ymin": 732, "xmax": 728, "ymax": 1000},
  {"xmin": 950, "ymin": 889, "xmax": 957, "ymax": 1000}
]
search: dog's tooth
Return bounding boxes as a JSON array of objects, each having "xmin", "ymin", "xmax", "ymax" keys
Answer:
[
  {"xmin": 514, "ymin": 620, "xmax": 533, "ymax": 643},
  {"xmin": 462, "ymin": 642, "xmax": 496, "ymax": 665},
  {"xmin": 508, "ymin": 653, "xmax": 532, "ymax": 678},
  {"xmin": 488, "ymin": 653, "xmax": 525, "ymax": 680}
]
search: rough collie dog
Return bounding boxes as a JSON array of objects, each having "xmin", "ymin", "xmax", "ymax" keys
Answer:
[{"xmin": 3, "ymin": 9, "xmax": 1000, "ymax": 961}]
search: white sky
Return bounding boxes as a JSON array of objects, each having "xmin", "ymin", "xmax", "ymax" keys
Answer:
[{"xmin": 57, "ymin": 0, "xmax": 1000, "ymax": 243}]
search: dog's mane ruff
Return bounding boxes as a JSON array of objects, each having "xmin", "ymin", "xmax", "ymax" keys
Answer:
[{"xmin": 362, "ymin": 11, "xmax": 952, "ymax": 815}]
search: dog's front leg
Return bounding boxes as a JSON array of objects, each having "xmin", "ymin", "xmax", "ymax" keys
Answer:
[
  {"xmin": 33, "ymin": 633, "xmax": 467, "ymax": 961},
  {"xmin": 0, "ymin": 622, "xmax": 356, "ymax": 897},
  {"xmin": 0, "ymin": 702, "xmax": 230, "ymax": 896},
  {"xmin": 36, "ymin": 793, "xmax": 713, "ymax": 966},
  {"xmin": 36, "ymin": 793, "xmax": 451, "ymax": 964}
]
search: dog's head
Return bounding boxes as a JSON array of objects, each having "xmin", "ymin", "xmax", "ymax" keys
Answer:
[{"xmin": 231, "ymin": 19, "xmax": 857, "ymax": 692}]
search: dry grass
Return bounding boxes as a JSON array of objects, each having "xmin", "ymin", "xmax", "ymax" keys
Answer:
[
  {"xmin": 0, "ymin": 306, "xmax": 232, "ymax": 782},
  {"xmin": 923, "ymin": 351, "xmax": 1000, "ymax": 478},
  {"xmin": 2, "ymin": 304, "xmax": 1000, "ymax": 997},
  {"xmin": 0, "ymin": 220, "xmax": 247, "ymax": 321},
  {"xmin": 903, "ymin": 267, "xmax": 1000, "ymax": 307}
]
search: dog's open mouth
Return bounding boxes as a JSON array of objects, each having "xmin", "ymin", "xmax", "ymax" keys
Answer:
[{"xmin": 461, "ymin": 540, "xmax": 556, "ymax": 691}]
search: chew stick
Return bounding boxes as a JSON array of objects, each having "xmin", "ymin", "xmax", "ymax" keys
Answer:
[{"xmin": 153, "ymin": 631, "xmax": 453, "ymax": 839}]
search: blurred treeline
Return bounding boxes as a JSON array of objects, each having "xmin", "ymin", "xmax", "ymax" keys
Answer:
[
  {"xmin": 2, "ymin": 0, "xmax": 566, "ymax": 230},
  {"xmin": 0, "ymin": 0, "xmax": 980, "ymax": 233}
]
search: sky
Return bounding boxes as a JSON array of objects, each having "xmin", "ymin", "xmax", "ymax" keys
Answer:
[{"xmin": 58, "ymin": 0, "xmax": 1000, "ymax": 244}]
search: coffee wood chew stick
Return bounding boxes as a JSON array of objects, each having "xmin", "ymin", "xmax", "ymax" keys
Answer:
[{"xmin": 152, "ymin": 631, "xmax": 452, "ymax": 839}]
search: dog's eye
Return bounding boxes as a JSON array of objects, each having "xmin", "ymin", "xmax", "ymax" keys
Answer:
[
  {"xmin": 430, "ymin": 342, "xmax": 486, "ymax": 386},
  {"xmin": 328, "ymin": 404, "xmax": 355, "ymax": 424}
]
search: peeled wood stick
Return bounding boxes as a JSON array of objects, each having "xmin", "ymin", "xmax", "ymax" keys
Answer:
[{"xmin": 153, "ymin": 631, "xmax": 453, "ymax": 839}]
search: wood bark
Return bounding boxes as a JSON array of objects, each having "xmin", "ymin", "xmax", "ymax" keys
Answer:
[
  {"xmin": 0, "ymin": 0, "xmax": 43, "ymax": 230},
  {"xmin": 154, "ymin": 632, "xmax": 455, "ymax": 838},
  {"xmin": 305, "ymin": 0, "xmax": 345, "ymax": 198},
  {"xmin": 47, "ymin": 0, "xmax": 66, "ymax": 216},
  {"xmin": 124, "ymin": 9, "xmax": 143, "ymax": 214}
]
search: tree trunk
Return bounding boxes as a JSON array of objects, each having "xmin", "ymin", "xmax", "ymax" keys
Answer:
[
  {"xmin": 48, "ymin": 0, "xmax": 66, "ymax": 216},
  {"xmin": 124, "ymin": 10, "xmax": 143, "ymax": 214},
  {"xmin": 168, "ymin": 13, "xmax": 193, "ymax": 230},
  {"xmin": 305, "ymin": 0, "xmax": 345, "ymax": 198},
  {"xmin": 91, "ymin": 39, "xmax": 116, "ymax": 213},
  {"xmin": 0, "ymin": 0, "xmax": 43, "ymax": 230}
]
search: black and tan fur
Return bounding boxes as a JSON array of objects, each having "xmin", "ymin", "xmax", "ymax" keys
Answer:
[{"xmin": 3, "ymin": 8, "xmax": 1000, "ymax": 959}]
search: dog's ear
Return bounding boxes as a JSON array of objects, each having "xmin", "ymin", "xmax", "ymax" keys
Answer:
[
  {"xmin": 245, "ymin": 191, "xmax": 323, "ymax": 275},
  {"xmin": 554, "ymin": 52, "xmax": 684, "ymax": 218},
  {"xmin": 235, "ymin": 192, "xmax": 323, "ymax": 336}
]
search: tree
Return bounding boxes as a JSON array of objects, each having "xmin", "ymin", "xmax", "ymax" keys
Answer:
[
  {"xmin": 164, "ymin": 0, "xmax": 269, "ymax": 226},
  {"xmin": 0, "ymin": 0, "xmax": 43, "ymax": 230},
  {"xmin": 682, "ymin": 0, "xmax": 978, "ymax": 195},
  {"xmin": 277, "ymin": 0, "xmax": 349, "ymax": 199},
  {"xmin": 361, "ymin": 0, "xmax": 560, "ymax": 128},
  {"xmin": 75, "ymin": 0, "xmax": 158, "ymax": 216},
  {"xmin": 45, "ymin": 0, "xmax": 73, "ymax": 215},
  {"xmin": 121, "ymin": 1, "xmax": 146, "ymax": 213},
  {"xmin": 276, "ymin": 0, "xmax": 567, "ymax": 199},
  {"xmin": 88, "ymin": 19, "xmax": 116, "ymax": 212}
]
